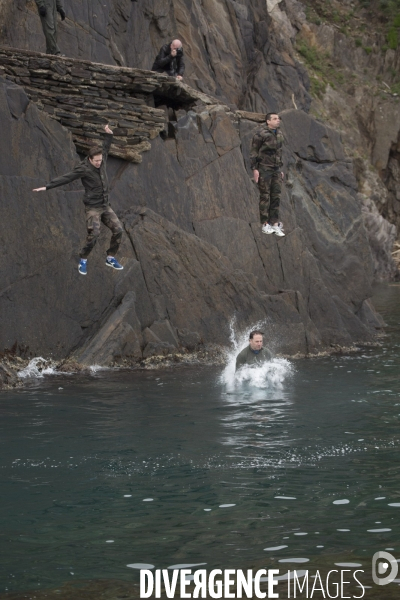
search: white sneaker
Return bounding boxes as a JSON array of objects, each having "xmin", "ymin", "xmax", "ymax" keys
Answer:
[
  {"xmin": 261, "ymin": 223, "xmax": 275, "ymax": 234},
  {"xmin": 270, "ymin": 222, "xmax": 285, "ymax": 237}
]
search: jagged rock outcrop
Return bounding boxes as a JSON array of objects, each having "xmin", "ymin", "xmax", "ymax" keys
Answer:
[{"xmin": 0, "ymin": 67, "xmax": 383, "ymax": 366}]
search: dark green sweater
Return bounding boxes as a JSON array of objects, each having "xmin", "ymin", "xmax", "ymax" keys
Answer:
[{"xmin": 235, "ymin": 346, "xmax": 273, "ymax": 371}]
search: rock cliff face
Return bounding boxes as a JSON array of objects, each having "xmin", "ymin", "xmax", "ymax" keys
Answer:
[
  {"xmin": 2, "ymin": 0, "xmax": 398, "ymax": 279},
  {"xmin": 290, "ymin": 0, "xmax": 400, "ymax": 276},
  {"xmin": 0, "ymin": 0, "xmax": 311, "ymax": 112},
  {"xmin": 0, "ymin": 68, "xmax": 382, "ymax": 368},
  {"xmin": 0, "ymin": 1, "xmax": 389, "ymax": 374}
]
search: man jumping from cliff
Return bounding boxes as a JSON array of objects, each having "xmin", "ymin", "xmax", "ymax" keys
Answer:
[
  {"xmin": 250, "ymin": 113, "xmax": 285, "ymax": 237},
  {"xmin": 35, "ymin": 0, "xmax": 66, "ymax": 56},
  {"xmin": 33, "ymin": 125, "xmax": 124, "ymax": 276}
]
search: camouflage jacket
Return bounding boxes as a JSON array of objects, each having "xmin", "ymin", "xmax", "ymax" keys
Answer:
[
  {"xmin": 250, "ymin": 125, "xmax": 284, "ymax": 172},
  {"xmin": 45, "ymin": 134, "xmax": 112, "ymax": 207}
]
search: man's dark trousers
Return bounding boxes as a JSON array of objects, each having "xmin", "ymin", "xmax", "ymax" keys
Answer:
[{"xmin": 35, "ymin": 0, "xmax": 64, "ymax": 55}]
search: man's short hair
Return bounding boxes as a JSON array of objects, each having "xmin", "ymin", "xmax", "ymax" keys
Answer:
[
  {"xmin": 265, "ymin": 112, "xmax": 279, "ymax": 122},
  {"xmin": 249, "ymin": 329, "xmax": 264, "ymax": 339},
  {"xmin": 88, "ymin": 146, "xmax": 103, "ymax": 158}
]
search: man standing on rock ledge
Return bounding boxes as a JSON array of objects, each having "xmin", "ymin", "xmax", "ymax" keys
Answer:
[
  {"xmin": 235, "ymin": 330, "xmax": 273, "ymax": 371},
  {"xmin": 35, "ymin": 0, "xmax": 66, "ymax": 56},
  {"xmin": 33, "ymin": 125, "xmax": 124, "ymax": 276},
  {"xmin": 250, "ymin": 113, "xmax": 285, "ymax": 237}
]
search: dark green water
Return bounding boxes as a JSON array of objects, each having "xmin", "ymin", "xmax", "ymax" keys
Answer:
[{"xmin": 1, "ymin": 285, "xmax": 400, "ymax": 598}]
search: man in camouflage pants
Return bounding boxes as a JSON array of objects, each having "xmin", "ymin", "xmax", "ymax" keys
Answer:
[
  {"xmin": 35, "ymin": 0, "xmax": 66, "ymax": 56},
  {"xmin": 250, "ymin": 112, "xmax": 285, "ymax": 237},
  {"xmin": 33, "ymin": 125, "xmax": 124, "ymax": 276}
]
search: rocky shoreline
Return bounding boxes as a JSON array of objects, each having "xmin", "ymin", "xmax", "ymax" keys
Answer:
[{"xmin": 0, "ymin": 335, "xmax": 385, "ymax": 391}]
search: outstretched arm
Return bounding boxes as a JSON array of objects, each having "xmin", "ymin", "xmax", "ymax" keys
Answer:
[
  {"xmin": 102, "ymin": 124, "xmax": 113, "ymax": 161},
  {"xmin": 33, "ymin": 163, "xmax": 86, "ymax": 193}
]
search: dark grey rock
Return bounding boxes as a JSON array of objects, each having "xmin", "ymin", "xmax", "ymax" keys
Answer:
[
  {"xmin": 149, "ymin": 320, "xmax": 179, "ymax": 348},
  {"xmin": 142, "ymin": 327, "xmax": 161, "ymax": 346},
  {"xmin": 6, "ymin": 83, "xmax": 29, "ymax": 119},
  {"xmin": 0, "ymin": 363, "xmax": 19, "ymax": 389},
  {"xmin": 73, "ymin": 291, "xmax": 143, "ymax": 366},
  {"xmin": 177, "ymin": 329, "xmax": 201, "ymax": 350},
  {"xmin": 143, "ymin": 341, "xmax": 176, "ymax": 358}
]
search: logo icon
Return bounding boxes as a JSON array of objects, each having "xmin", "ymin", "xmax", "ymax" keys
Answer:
[{"xmin": 372, "ymin": 551, "xmax": 398, "ymax": 586}]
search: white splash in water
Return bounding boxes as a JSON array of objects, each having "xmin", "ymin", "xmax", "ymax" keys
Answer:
[
  {"xmin": 17, "ymin": 357, "xmax": 57, "ymax": 379},
  {"xmin": 220, "ymin": 320, "xmax": 293, "ymax": 390},
  {"xmin": 89, "ymin": 364, "xmax": 108, "ymax": 373}
]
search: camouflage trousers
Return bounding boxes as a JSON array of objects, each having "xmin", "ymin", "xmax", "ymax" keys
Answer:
[
  {"xmin": 257, "ymin": 170, "xmax": 282, "ymax": 224},
  {"xmin": 80, "ymin": 205, "xmax": 123, "ymax": 259}
]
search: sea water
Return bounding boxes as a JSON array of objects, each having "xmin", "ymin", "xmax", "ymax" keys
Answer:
[{"xmin": 1, "ymin": 285, "xmax": 400, "ymax": 598}]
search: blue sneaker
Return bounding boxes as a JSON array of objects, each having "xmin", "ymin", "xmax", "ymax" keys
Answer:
[
  {"xmin": 78, "ymin": 259, "xmax": 87, "ymax": 275},
  {"xmin": 105, "ymin": 256, "xmax": 123, "ymax": 270}
]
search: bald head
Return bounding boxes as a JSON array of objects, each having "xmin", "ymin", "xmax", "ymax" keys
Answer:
[{"xmin": 171, "ymin": 39, "xmax": 182, "ymax": 50}]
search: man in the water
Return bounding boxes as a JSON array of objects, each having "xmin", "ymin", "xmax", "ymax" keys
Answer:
[{"xmin": 235, "ymin": 330, "xmax": 272, "ymax": 370}]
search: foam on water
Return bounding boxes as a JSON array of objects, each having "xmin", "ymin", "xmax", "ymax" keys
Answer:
[
  {"xmin": 220, "ymin": 321, "xmax": 293, "ymax": 391},
  {"xmin": 89, "ymin": 364, "xmax": 108, "ymax": 373},
  {"xmin": 17, "ymin": 357, "xmax": 57, "ymax": 379}
]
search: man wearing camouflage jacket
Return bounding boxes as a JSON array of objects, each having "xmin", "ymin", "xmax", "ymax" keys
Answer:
[
  {"xmin": 35, "ymin": 0, "xmax": 66, "ymax": 56},
  {"xmin": 250, "ymin": 112, "xmax": 285, "ymax": 237}
]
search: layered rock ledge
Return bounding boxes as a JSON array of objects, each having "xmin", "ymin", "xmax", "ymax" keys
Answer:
[{"xmin": 0, "ymin": 46, "xmax": 214, "ymax": 162}]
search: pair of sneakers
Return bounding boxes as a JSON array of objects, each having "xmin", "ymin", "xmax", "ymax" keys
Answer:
[
  {"xmin": 262, "ymin": 222, "xmax": 285, "ymax": 237},
  {"xmin": 78, "ymin": 257, "xmax": 123, "ymax": 275}
]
